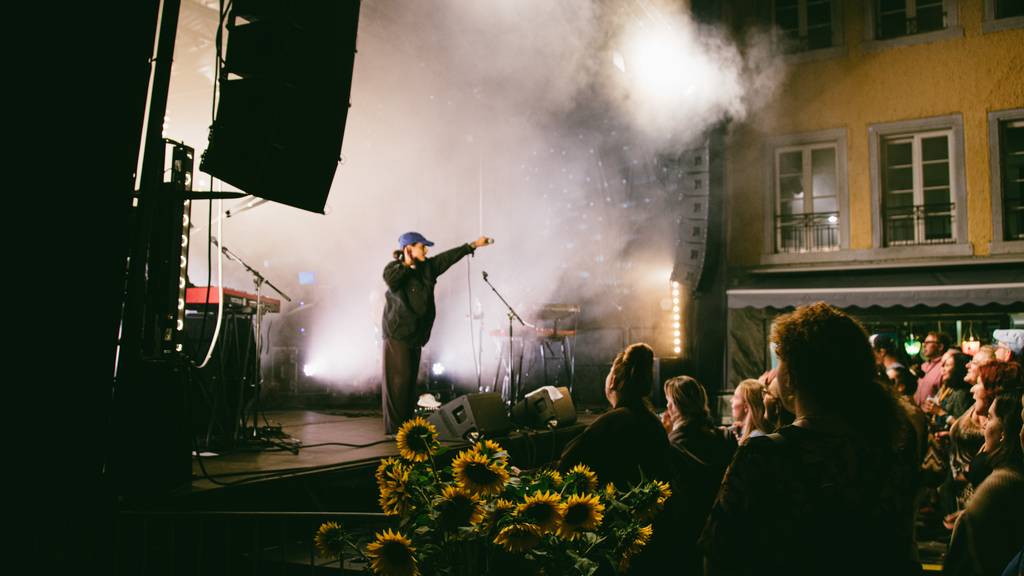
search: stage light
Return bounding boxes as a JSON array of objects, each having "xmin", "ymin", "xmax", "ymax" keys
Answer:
[
  {"xmin": 962, "ymin": 338, "xmax": 980, "ymax": 355},
  {"xmin": 827, "ymin": 215, "xmax": 839, "ymax": 224},
  {"xmin": 432, "ymin": 362, "xmax": 446, "ymax": 376},
  {"xmin": 619, "ymin": 22, "xmax": 696, "ymax": 103},
  {"xmin": 904, "ymin": 334, "xmax": 921, "ymax": 357},
  {"xmin": 303, "ymin": 363, "xmax": 318, "ymax": 377},
  {"xmin": 674, "ymin": 346, "xmax": 681, "ymax": 354}
]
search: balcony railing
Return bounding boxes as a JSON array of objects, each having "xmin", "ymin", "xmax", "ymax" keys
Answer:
[
  {"xmin": 775, "ymin": 212, "xmax": 840, "ymax": 254},
  {"xmin": 883, "ymin": 202, "xmax": 955, "ymax": 247}
]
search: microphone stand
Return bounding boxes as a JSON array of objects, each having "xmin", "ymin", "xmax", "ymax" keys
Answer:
[
  {"xmin": 212, "ymin": 237, "xmax": 292, "ymax": 447},
  {"xmin": 481, "ymin": 271, "xmax": 526, "ymax": 407}
]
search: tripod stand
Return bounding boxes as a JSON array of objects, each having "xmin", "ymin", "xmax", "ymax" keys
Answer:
[
  {"xmin": 481, "ymin": 271, "xmax": 529, "ymax": 407},
  {"xmin": 211, "ymin": 237, "xmax": 292, "ymax": 446}
]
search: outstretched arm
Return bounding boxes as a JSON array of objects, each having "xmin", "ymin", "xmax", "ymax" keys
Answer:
[{"xmin": 430, "ymin": 236, "xmax": 494, "ymax": 277}]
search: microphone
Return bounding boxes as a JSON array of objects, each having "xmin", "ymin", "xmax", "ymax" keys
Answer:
[
  {"xmin": 485, "ymin": 237, "xmax": 495, "ymax": 245},
  {"xmin": 482, "ymin": 271, "xmax": 489, "ymax": 281}
]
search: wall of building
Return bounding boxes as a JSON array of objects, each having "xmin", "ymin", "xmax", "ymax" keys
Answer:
[{"xmin": 725, "ymin": 0, "xmax": 1024, "ymax": 267}]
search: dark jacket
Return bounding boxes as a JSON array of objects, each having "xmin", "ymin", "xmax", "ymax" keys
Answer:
[{"xmin": 381, "ymin": 243, "xmax": 475, "ymax": 346}]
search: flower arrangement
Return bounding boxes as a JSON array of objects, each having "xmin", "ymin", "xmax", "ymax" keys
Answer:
[{"xmin": 315, "ymin": 416, "xmax": 671, "ymax": 575}]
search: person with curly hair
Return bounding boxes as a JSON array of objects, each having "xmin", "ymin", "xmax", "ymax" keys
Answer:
[{"xmin": 700, "ymin": 302, "xmax": 921, "ymax": 576}]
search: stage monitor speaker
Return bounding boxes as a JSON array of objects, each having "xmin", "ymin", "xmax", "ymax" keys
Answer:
[
  {"xmin": 200, "ymin": 0, "xmax": 361, "ymax": 214},
  {"xmin": 511, "ymin": 386, "xmax": 576, "ymax": 429},
  {"xmin": 427, "ymin": 392, "xmax": 512, "ymax": 442}
]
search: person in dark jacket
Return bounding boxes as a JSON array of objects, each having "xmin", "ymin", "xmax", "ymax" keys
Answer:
[{"xmin": 381, "ymin": 231, "xmax": 493, "ymax": 434}]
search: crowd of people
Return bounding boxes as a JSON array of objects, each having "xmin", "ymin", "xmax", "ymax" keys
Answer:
[{"xmin": 557, "ymin": 303, "xmax": 1024, "ymax": 575}]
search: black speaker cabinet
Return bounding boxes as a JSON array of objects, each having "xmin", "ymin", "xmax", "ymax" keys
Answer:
[
  {"xmin": 512, "ymin": 386, "xmax": 577, "ymax": 429},
  {"xmin": 427, "ymin": 392, "xmax": 512, "ymax": 442}
]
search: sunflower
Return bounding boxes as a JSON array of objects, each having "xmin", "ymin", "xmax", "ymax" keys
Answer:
[
  {"xmin": 493, "ymin": 522, "xmax": 543, "ymax": 553},
  {"xmin": 563, "ymin": 464, "xmax": 599, "ymax": 493},
  {"xmin": 603, "ymin": 482, "xmax": 617, "ymax": 499},
  {"xmin": 452, "ymin": 449, "xmax": 509, "ymax": 496},
  {"xmin": 622, "ymin": 524, "xmax": 654, "ymax": 557},
  {"xmin": 557, "ymin": 494, "xmax": 605, "ymax": 540},
  {"xmin": 376, "ymin": 457, "xmax": 403, "ymax": 482},
  {"xmin": 529, "ymin": 468, "xmax": 563, "ymax": 492},
  {"xmin": 314, "ymin": 521, "xmax": 346, "ymax": 558},
  {"xmin": 365, "ymin": 529, "xmax": 419, "ymax": 576},
  {"xmin": 517, "ymin": 490, "xmax": 564, "ymax": 533},
  {"xmin": 617, "ymin": 523, "xmax": 653, "ymax": 571},
  {"xmin": 652, "ymin": 480, "xmax": 672, "ymax": 508},
  {"xmin": 435, "ymin": 485, "xmax": 485, "ymax": 530},
  {"xmin": 485, "ymin": 498, "xmax": 518, "ymax": 531},
  {"xmin": 378, "ymin": 464, "xmax": 413, "ymax": 516},
  {"xmin": 472, "ymin": 439, "xmax": 509, "ymax": 462},
  {"xmin": 395, "ymin": 417, "xmax": 439, "ymax": 462}
]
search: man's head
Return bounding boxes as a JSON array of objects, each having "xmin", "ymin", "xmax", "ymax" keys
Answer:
[
  {"xmin": 993, "ymin": 329, "xmax": 1024, "ymax": 362},
  {"xmin": 399, "ymin": 232, "xmax": 434, "ymax": 262},
  {"xmin": 922, "ymin": 331, "xmax": 950, "ymax": 361}
]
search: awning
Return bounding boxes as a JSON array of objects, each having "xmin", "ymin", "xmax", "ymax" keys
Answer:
[{"xmin": 727, "ymin": 282, "xmax": 1024, "ymax": 309}]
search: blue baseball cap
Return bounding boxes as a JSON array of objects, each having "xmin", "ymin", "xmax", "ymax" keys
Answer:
[{"xmin": 399, "ymin": 231, "xmax": 434, "ymax": 249}]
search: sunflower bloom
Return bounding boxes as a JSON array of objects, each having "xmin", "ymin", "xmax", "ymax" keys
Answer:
[
  {"xmin": 652, "ymin": 480, "xmax": 672, "ymax": 508},
  {"xmin": 435, "ymin": 485, "xmax": 485, "ymax": 530},
  {"xmin": 395, "ymin": 417, "xmax": 439, "ymax": 462},
  {"xmin": 617, "ymin": 523, "xmax": 653, "ymax": 571},
  {"xmin": 376, "ymin": 457, "xmax": 403, "ymax": 482},
  {"xmin": 563, "ymin": 464, "xmax": 599, "ymax": 493},
  {"xmin": 604, "ymin": 482, "xmax": 617, "ymax": 499},
  {"xmin": 314, "ymin": 521, "xmax": 346, "ymax": 558},
  {"xmin": 485, "ymin": 498, "xmax": 517, "ymax": 531},
  {"xmin": 530, "ymin": 468, "xmax": 563, "ymax": 492},
  {"xmin": 452, "ymin": 449, "xmax": 509, "ymax": 496},
  {"xmin": 557, "ymin": 494, "xmax": 605, "ymax": 540},
  {"xmin": 472, "ymin": 439, "xmax": 509, "ymax": 462},
  {"xmin": 517, "ymin": 490, "xmax": 564, "ymax": 533},
  {"xmin": 493, "ymin": 522, "xmax": 543, "ymax": 553},
  {"xmin": 378, "ymin": 464, "xmax": 413, "ymax": 516},
  {"xmin": 365, "ymin": 529, "xmax": 419, "ymax": 576}
]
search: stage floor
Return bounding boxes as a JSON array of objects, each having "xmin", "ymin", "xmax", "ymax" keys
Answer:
[{"xmin": 189, "ymin": 409, "xmax": 599, "ymax": 493}]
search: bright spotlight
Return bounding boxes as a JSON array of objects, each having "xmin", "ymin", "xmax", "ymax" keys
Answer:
[
  {"xmin": 303, "ymin": 363, "xmax": 318, "ymax": 377},
  {"xmin": 622, "ymin": 24, "xmax": 694, "ymax": 102},
  {"xmin": 432, "ymin": 362, "xmax": 446, "ymax": 377}
]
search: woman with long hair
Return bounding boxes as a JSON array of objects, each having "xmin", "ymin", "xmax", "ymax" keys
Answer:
[
  {"xmin": 660, "ymin": 375, "xmax": 736, "ymax": 576},
  {"xmin": 943, "ymin": 385, "xmax": 1024, "ymax": 576},
  {"xmin": 730, "ymin": 378, "xmax": 773, "ymax": 444},
  {"xmin": 700, "ymin": 302, "xmax": 920, "ymax": 575},
  {"xmin": 946, "ymin": 351, "xmax": 1008, "ymax": 523}
]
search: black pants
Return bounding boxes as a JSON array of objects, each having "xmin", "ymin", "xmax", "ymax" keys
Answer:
[{"xmin": 382, "ymin": 338, "xmax": 421, "ymax": 434}]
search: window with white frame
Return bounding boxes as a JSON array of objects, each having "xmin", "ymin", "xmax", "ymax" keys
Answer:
[
  {"xmin": 997, "ymin": 118, "xmax": 1024, "ymax": 241},
  {"xmin": 994, "ymin": 0, "xmax": 1024, "ymax": 19},
  {"xmin": 774, "ymin": 143, "xmax": 840, "ymax": 253},
  {"xmin": 880, "ymin": 130, "xmax": 956, "ymax": 246},
  {"xmin": 773, "ymin": 0, "xmax": 839, "ymax": 52},
  {"xmin": 875, "ymin": 0, "xmax": 947, "ymax": 39}
]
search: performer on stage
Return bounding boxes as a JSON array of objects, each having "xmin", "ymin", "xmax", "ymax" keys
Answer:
[{"xmin": 381, "ymin": 231, "xmax": 493, "ymax": 434}]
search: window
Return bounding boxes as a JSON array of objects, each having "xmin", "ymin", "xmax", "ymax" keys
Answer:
[
  {"xmin": 863, "ymin": 0, "xmax": 962, "ymax": 51},
  {"xmin": 876, "ymin": 0, "xmax": 945, "ymax": 39},
  {"xmin": 763, "ymin": 128, "xmax": 849, "ymax": 263},
  {"xmin": 990, "ymin": 109, "xmax": 1024, "ymax": 251},
  {"xmin": 775, "ymin": 144, "xmax": 840, "ymax": 252},
  {"xmin": 881, "ymin": 130, "xmax": 955, "ymax": 246},
  {"xmin": 773, "ymin": 0, "xmax": 838, "ymax": 52},
  {"xmin": 984, "ymin": 1, "xmax": 1024, "ymax": 36},
  {"xmin": 869, "ymin": 115, "xmax": 968, "ymax": 256},
  {"xmin": 995, "ymin": 0, "xmax": 1024, "ymax": 19}
]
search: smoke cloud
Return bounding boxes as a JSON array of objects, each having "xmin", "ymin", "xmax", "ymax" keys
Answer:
[{"xmin": 168, "ymin": 0, "xmax": 785, "ymax": 395}]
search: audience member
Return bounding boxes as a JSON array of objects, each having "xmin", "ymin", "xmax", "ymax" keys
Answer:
[
  {"xmin": 915, "ymin": 332, "xmax": 952, "ymax": 407},
  {"xmin": 700, "ymin": 303, "xmax": 921, "ymax": 576},
  {"xmin": 943, "ymin": 386, "xmax": 1024, "ymax": 576}
]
